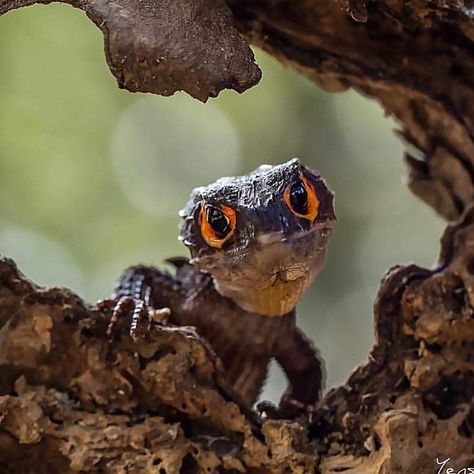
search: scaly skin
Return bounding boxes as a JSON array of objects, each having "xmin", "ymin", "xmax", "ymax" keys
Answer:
[{"xmin": 99, "ymin": 159, "xmax": 336, "ymax": 415}]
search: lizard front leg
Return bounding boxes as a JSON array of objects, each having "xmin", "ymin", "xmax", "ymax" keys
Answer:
[
  {"xmin": 97, "ymin": 265, "xmax": 180, "ymax": 338},
  {"xmin": 270, "ymin": 317, "xmax": 324, "ymax": 418}
]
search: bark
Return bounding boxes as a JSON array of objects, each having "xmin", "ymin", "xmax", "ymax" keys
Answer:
[
  {"xmin": 227, "ymin": 0, "xmax": 474, "ymax": 222},
  {"xmin": 0, "ymin": 0, "xmax": 262, "ymax": 101},
  {"xmin": 1, "ymin": 0, "xmax": 473, "ymax": 220},
  {"xmin": 0, "ymin": 210, "xmax": 473, "ymax": 472},
  {"xmin": 0, "ymin": 258, "xmax": 316, "ymax": 473},
  {"xmin": 1, "ymin": 0, "xmax": 474, "ymax": 473}
]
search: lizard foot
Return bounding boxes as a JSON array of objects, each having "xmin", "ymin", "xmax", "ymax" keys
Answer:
[{"xmin": 97, "ymin": 296, "xmax": 170, "ymax": 340}]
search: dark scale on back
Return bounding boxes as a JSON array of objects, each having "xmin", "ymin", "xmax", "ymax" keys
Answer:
[{"xmin": 98, "ymin": 158, "xmax": 336, "ymax": 416}]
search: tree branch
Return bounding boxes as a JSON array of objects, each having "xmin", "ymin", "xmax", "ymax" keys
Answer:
[
  {"xmin": 1, "ymin": 0, "xmax": 473, "ymax": 472},
  {"xmin": 2, "ymin": 1, "xmax": 473, "ymax": 218},
  {"xmin": 0, "ymin": 0, "xmax": 262, "ymax": 101},
  {"xmin": 227, "ymin": 0, "xmax": 474, "ymax": 220},
  {"xmin": 1, "ymin": 204, "xmax": 473, "ymax": 472}
]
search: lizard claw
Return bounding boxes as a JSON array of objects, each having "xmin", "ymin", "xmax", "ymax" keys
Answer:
[
  {"xmin": 96, "ymin": 296, "xmax": 170, "ymax": 339},
  {"xmin": 149, "ymin": 307, "xmax": 171, "ymax": 324}
]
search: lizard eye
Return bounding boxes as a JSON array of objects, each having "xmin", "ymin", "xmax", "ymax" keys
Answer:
[
  {"xmin": 284, "ymin": 173, "xmax": 319, "ymax": 222},
  {"xmin": 199, "ymin": 203, "xmax": 236, "ymax": 249}
]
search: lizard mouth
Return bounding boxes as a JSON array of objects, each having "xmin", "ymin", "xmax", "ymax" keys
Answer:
[
  {"xmin": 194, "ymin": 222, "xmax": 335, "ymax": 316},
  {"xmin": 220, "ymin": 266, "xmax": 318, "ymax": 316}
]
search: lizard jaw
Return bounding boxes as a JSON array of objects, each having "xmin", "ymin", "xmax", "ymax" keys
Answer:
[{"xmin": 195, "ymin": 225, "xmax": 333, "ymax": 316}]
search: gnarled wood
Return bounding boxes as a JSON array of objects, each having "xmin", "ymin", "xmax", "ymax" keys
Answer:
[
  {"xmin": 0, "ymin": 0, "xmax": 262, "ymax": 101},
  {"xmin": 227, "ymin": 0, "xmax": 474, "ymax": 221},
  {"xmin": 1, "ymin": 1, "xmax": 473, "ymax": 217},
  {"xmin": 0, "ymin": 202, "xmax": 473, "ymax": 472},
  {"xmin": 1, "ymin": 0, "xmax": 474, "ymax": 472}
]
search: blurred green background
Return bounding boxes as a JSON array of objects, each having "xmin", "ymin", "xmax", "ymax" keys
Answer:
[{"xmin": 0, "ymin": 4, "xmax": 444, "ymax": 402}]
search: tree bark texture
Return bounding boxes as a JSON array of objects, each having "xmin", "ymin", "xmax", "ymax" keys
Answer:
[
  {"xmin": 0, "ymin": 0, "xmax": 474, "ymax": 473},
  {"xmin": 0, "ymin": 210, "xmax": 473, "ymax": 472}
]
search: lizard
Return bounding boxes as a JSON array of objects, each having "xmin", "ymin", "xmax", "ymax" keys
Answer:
[{"xmin": 98, "ymin": 158, "xmax": 336, "ymax": 415}]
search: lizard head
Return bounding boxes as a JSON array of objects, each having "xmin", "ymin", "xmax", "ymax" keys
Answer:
[{"xmin": 179, "ymin": 158, "xmax": 336, "ymax": 316}]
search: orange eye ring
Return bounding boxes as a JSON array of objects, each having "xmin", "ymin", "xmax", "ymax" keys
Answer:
[
  {"xmin": 284, "ymin": 172, "xmax": 319, "ymax": 222},
  {"xmin": 199, "ymin": 202, "xmax": 236, "ymax": 249}
]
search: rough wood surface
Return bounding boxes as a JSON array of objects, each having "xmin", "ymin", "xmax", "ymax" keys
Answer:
[
  {"xmin": 0, "ymin": 205, "xmax": 473, "ymax": 472},
  {"xmin": 0, "ymin": 258, "xmax": 316, "ymax": 473},
  {"xmin": 227, "ymin": 0, "xmax": 474, "ymax": 221},
  {"xmin": 0, "ymin": 0, "xmax": 262, "ymax": 101},
  {"xmin": 1, "ymin": 0, "xmax": 474, "ymax": 472}
]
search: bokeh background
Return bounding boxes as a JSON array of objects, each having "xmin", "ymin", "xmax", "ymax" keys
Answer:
[{"xmin": 0, "ymin": 4, "xmax": 445, "ymax": 402}]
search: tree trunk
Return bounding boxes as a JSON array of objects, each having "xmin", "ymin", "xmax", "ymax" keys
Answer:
[{"xmin": 0, "ymin": 1, "xmax": 473, "ymax": 472}]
